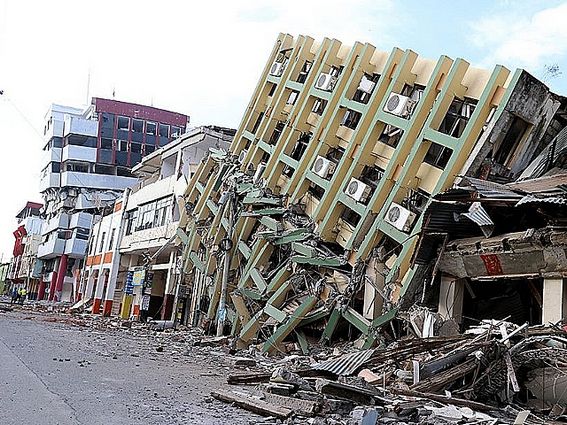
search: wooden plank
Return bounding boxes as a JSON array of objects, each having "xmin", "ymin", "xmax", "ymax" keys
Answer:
[
  {"xmin": 263, "ymin": 392, "xmax": 320, "ymax": 416},
  {"xmin": 211, "ymin": 389, "xmax": 292, "ymax": 418}
]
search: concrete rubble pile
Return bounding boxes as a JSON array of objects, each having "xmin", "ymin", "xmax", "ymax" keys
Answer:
[{"xmin": 212, "ymin": 319, "xmax": 567, "ymax": 424}]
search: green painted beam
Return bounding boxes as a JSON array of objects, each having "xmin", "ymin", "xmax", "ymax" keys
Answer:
[
  {"xmin": 250, "ymin": 268, "xmax": 268, "ymax": 292},
  {"xmin": 238, "ymin": 241, "xmax": 252, "ymax": 259},
  {"xmin": 294, "ymin": 330, "xmax": 310, "ymax": 355},
  {"xmin": 291, "ymin": 242, "xmax": 318, "ymax": 257},
  {"xmin": 291, "ymin": 255, "xmax": 346, "ymax": 267},
  {"xmin": 262, "ymin": 296, "xmax": 318, "ymax": 353},
  {"xmin": 320, "ymin": 308, "xmax": 342, "ymax": 344},
  {"xmin": 189, "ymin": 252, "xmax": 205, "ymax": 273},
  {"xmin": 264, "ymin": 304, "xmax": 286, "ymax": 323},
  {"xmin": 176, "ymin": 227, "xmax": 189, "ymax": 245},
  {"xmin": 362, "ymin": 308, "xmax": 399, "ymax": 349},
  {"xmin": 259, "ymin": 216, "xmax": 282, "ymax": 231},
  {"xmin": 342, "ymin": 306, "xmax": 371, "ymax": 333}
]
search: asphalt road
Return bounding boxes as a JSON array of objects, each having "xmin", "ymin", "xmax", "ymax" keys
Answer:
[{"xmin": 0, "ymin": 308, "xmax": 260, "ymax": 425}]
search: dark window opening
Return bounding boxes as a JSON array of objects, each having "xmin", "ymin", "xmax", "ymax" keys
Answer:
[
  {"xmin": 378, "ymin": 124, "xmax": 404, "ymax": 148},
  {"xmin": 308, "ymin": 183, "xmax": 325, "ymax": 200},
  {"xmin": 401, "ymin": 188, "xmax": 429, "ymax": 215},
  {"xmin": 66, "ymin": 135, "xmax": 97, "ymax": 148},
  {"xmin": 286, "ymin": 90, "xmax": 299, "ymax": 105},
  {"xmin": 118, "ymin": 140, "xmax": 128, "ymax": 152},
  {"xmin": 145, "ymin": 144, "xmax": 155, "ymax": 155},
  {"xmin": 101, "ymin": 138, "xmax": 113, "ymax": 150},
  {"xmin": 327, "ymin": 147, "xmax": 345, "ymax": 163},
  {"xmin": 290, "ymin": 132, "xmax": 311, "ymax": 161},
  {"xmin": 269, "ymin": 121, "xmax": 285, "ymax": 145},
  {"xmin": 99, "ymin": 232, "xmax": 106, "ymax": 252},
  {"xmin": 251, "ymin": 112, "xmax": 264, "ymax": 134},
  {"xmin": 268, "ymin": 83, "xmax": 277, "ymax": 97},
  {"xmin": 159, "ymin": 124, "xmax": 169, "ymax": 138},
  {"xmin": 439, "ymin": 97, "xmax": 477, "ymax": 138},
  {"xmin": 171, "ymin": 126, "xmax": 181, "ymax": 138},
  {"xmin": 297, "ymin": 61, "xmax": 312, "ymax": 84},
  {"xmin": 146, "ymin": 122, "xmax": 157, "ymax": 135},
  {"xmin": 65, "ymin": 162, "xmax": 90, "ymax": 173},
  {"xmin": 132, "ymin": 119, "xmax": 143, "ymax": 133},
  {"xmin": 94, "ymin": 164, "xmax": 114, "ymax": 175},
  {"xmin": 51, "ymin": 137, "xmax": 63, "ymax": 148},
  {"xmin": 117, "ymin": 167, "xmax": 133, "ymax": 177},
  {"xmin": 359, "ymin": 165, "xmax": 384, "ymax": 188},
  {"xmin": 282, "ymin": 165, "xmax": 294, "ymax": 178},
  {"xmin": 341, "ymin": 109, "xmax": 362, "ymax": 130},
  {"xmin": 424, "ymin": 142, "xmax": 452, "ymax": 169},
  {"xmin": 340, "ymin": 208, "xmax": 361, "ymax": 227},
  {"xmin": 312, "ymin": 98, "xmax": 327, "ymax": 115},
  {"xmin": 130, "ymin": 143, "xmax": 142, "ymax": 154},
  {"xmin": 51, "ymin": 162, "xmax": 61, "ymax": 173},
  {"xmin": 117, "ymin": 116, "xmax": 129, "ymax": 131},
  {"xmin": 494, "ymin": 116, "xmax": 530, "ymax": 165},
  {"xmin": 75, "ymin": 228, "xmax": 90, "ymax": 241},
  {"xmin": 401, "ymin": 84, "xmax": 425, "ymax": 102}
]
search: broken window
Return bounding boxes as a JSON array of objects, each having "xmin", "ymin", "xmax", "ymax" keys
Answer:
[
  {"xmin": 117, "ymin": 116, "xmax": 129, "ymax": 131},
  {"xmin": 359, "ymin": 165, "xmax": 384, "ymax": 188},
  {"xmin": 269, "ymin": 121, "xmax": 285, "ymax": 145},
  {"xmin": 290, "ymin": 132, "xmax": 311, "ymax": 161},
  {"xmin": 137, "ymin": 201, "xmax": 157, "ymax": 231},
  {"xmin": 326, "ymin": 147, "xmax": 345, "ymax": 163},
  {"xmin": 401, "ymin": 84, "xmax": 425, "ymax": 103},
  {"xmin": 297, "ymin": 61, "xmax": 312, "ymax": 84},
  {"xmin": 311, "ymin": 98, "xmax": 327, "ymax": 115},
  {"xmin": 401, "ymin": 188, "xmax": 429, "ymax": 215},
  {"xmin": 438, "ymin": 97, "xmax": 477, "ymax": 138},
  {"xmin": 378, "ymin": 124, "xmax": 404, "ymax": 148},
  {"xmin": 353, "ymin": 73, "xmax": 380, "ymax": 104},
  {"xmin": 308, "ymin": 183, "xmax": 325, "ymax": 200},
  {"xmin": 341, "ymin": 109, "xmax": 362, "ymax": 130},
  {"xmin": 493, "ymin": 116, "xmax": 530, "ymax": 165},
  {"xmin": 424, "ymin": 142, "xmax": 452, "ymax": 169},
  {"xmin": 282, "ymin": 164, "xmax": 294, "ymax": 178},
  {"xmin": 75, "ymin": 228, "xmax": 89, "ymax": 241}
]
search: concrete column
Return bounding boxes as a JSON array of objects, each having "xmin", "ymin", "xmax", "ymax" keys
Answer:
[
  {"xmin": 162, "ymin": 252, "xmax": 176, "ymax": 320},
  {"xmin": 438, "ymin": 274, "xmax": 465, "ymax": 323},
  {"xmin": 54, "ymin": 255, "xmax": 68, "ymax": 302},
  {"xmin": 363, "ymin": 258, "xmax": 385, "ymax": 320},
  {"xmin": 92, "ymin": 270, "xmax": 107, "ymax": 314},
  {"xmin": 38, "ymin": 279, "xmax": 46, "ymax": 301},
  {"xmin": 542, "ymin": 278, "xmax": 567, "ymax": 324},
  {"xmin": 47, "ymin": 270, "xmax": 58, "ymax": 301}
]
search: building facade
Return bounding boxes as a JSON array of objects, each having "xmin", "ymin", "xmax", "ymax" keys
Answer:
[
  {"xmin": 38, "ymin": 98, "xmax": 189, "ymax": 302},
  {"xmin": 7, "ymin": 202, "xmax": 44, "ymax": 299},
  {"xmin": 177, "ymin": 34, "xmax": 567, "ymax": 351},
  {"xmin": 80, "ymin": 126, "xmax": 234, "ymax": 318}
]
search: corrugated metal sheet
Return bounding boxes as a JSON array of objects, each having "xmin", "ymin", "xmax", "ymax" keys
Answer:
[
  {"xmin": 519, "ymin": 127, "xmax": 567, "ymax": 180},
  {"xmin": 312, "ymin": 349, "xmax": 375, "ymax": 376},
  {"xmin": 463, "ymin": 177, "xmax": 523, "ymax": 199},
  {"xmin": 508, "ymin": 173, "xmax": 567, "ymax": 196},
  {"xmin": 516, "ymin": 195, "xmax": 567, "ymax": 206},
  {"xmin": 459, "ymin": 202, "xmax": 495, "ymax": 237}
]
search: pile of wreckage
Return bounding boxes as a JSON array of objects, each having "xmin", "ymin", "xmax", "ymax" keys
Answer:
[{"xmin": 213, "ymin": 317, "xmax": 567, "ymax": 424}]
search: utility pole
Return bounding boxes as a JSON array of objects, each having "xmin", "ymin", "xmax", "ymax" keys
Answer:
[{"xmin": 216, "ymin": 187, "xmax": 235, "ymax": 337}]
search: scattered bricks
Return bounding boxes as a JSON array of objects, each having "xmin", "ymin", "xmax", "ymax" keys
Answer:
[{"xmin": 320, "ymin": 397, "xmax": 354, "ymax": 416}]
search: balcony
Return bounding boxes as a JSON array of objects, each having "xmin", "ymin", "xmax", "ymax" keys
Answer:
[
  {"xmin": 69, "ymin": 212, "xmax": 93, "ymax": 229},
  {"xmin": 62, "ymin": 145, "xmax": 97, "ymax": 163},
  {"xmin": 61, "ymin": 171, "xmax": 137, "ymax": 190},
  {"xmin": 65, "ymin": 238, "xmax": 88, "ymax": 258},
  {"xmin": 63, "ymin": 115, "xmax": 98, "ymax": 137},
  {"xmin": 39, "ymin": 172, "xmax": 61, "ymax": 192},
  {"xmin": 37, "ymin": 237, "xmax": 66, "ymax": 259},
  {"xmin": 120, "ymin": 222, "xmax": 178, "ymax": 254},
  {"xmin": 42, "ymin": 213, "xmax": 69, "ymax": 236}
]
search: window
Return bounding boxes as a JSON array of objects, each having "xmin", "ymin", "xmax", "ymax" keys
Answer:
[
  {"xmin": 311, "ymin": 98, "xmax": 327, "ymax": 115},
  {"xmin": 101, "ymin": 138, "xmax": 113, "ymax": 150},
  {"xmin": 145, "ymin": 144, "xmax": 155, "ymax": 155},
  {"xmin": 269, "ymin": 121, "xmax": 285, "ymax": 145},
  {"xmin": 290, "ymin": 133, "xmax": 311, "ymax": 161},
  {"xmin": 251, "ymin": 112, "xmax": 264, "ymax": 134},
  {"xmin": 286, "ymin": 91, "xmax": 299, "ymax": 105},
  {"xmin": 125, "ymin": 210, "xmax": 138, "ymax": 235},
  {"xmin": 438, "ymin": 97, "xmax": 477, "ymax": 138},
  {"xmin": 268, "ymin": 83, "xmax": 276, "ymax": 97},
  {"xmin": 51, "ymin": 162, "xmax": 61, "ymax": 173},
  {"xmin": 117, "ymin": 167, "xmax": 134, "ymax": 177},
  {"xmin": 52, "ymin": 137, "xmax": 63, "ymax": 148},
  {"xmin": 159, "ymin": 124, "xmax": 169, "ymax": 138},
  {"xmin": 494, "ymin": 116, "xmax": 530, "ymax": 165},
  {"xmin": 76, "ymin": 228, "xmax": 90, "ymax": 241},
  {"xmin": 424, "ymin": 142, "xmax": 452, "ymax": 169},
  {"xmin": 308, "ymin": 183, "xmax": 325, "ymax": 200},
  {"xmin": 171, "ymin": 126, "xmax": 181, "ymax": 138},
  {"xmin": 117, "ymin": 116, "xmax": 129, "ymax": 130},
  {"xmin": 99, "ymin": 232, "xmax": 106, "ymax": 252},
  {"xmin": 401, "ymin": 189, "xmax": 429, "ymax": 215},
  {"xmin": 154, "ymin": 197, "xmax": 173, "ymax": 227},
  {"xmin": 132, "ymin": 119, "xmax": 143, "ymax": 133},
  {"xmin": 146, "ymin": 122, "xmax": 157, "ymax": 135},
  {"xmin": 94, "ymin": 164, "xmax": 114, "ymax": 175},
  {"xmin": 378, "ymin": 124, "xmax": 404, "ymax": 148},
  {"xmin": 118, "ymin": 140, "xmax": 129, "ymax": 152},
  {"xmin": 340, "ymin": 208, "xmax": 361, "ymax": 227},
  {"xmin": 297, "ymin": 61, "xmax": 312, "ymax": 84},
  {"xmin": 130, "ymin": 143, "xmax": 142, "ymax": 153},
  {"xmin": 137, "ymin": 201, "xmax": 156, "ymax": 231},
  {"xmin": 353, "ymin": 74, "xmax": 379, "ymax": 104},
  {"xmin": 341, "ymin": 109, "xmax": 362, "ymax": 130},
  {"xmin": 359, "ymin": 165, "xmax": 384, "ymax": 188},
  {"xmin": 67, "ymin": 135, "xmax": 97, "ymax": 148},
  {"xmin": 66, "ymin": 162, "xmax": 90, "ymax": 173},
  {"xmin": 108, "ymin": 228, "xmax": 116, "ymax": 250}
]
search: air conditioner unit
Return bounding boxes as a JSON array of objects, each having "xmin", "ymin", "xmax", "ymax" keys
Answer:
[
  {"xmin": 315, "ymin": 73, "xmax": 337, "ymax": 91},
  {"xmin": 384, "ymin": 202, "xmax": 416, "ymax": 232},
  {"xmin": 270, "ymin": 61, "xmax": 285, "ymax": 77},
  {"xmin": 383, "ymin": 93, "xmax": 413, "ymax": 117},
  {"xmin": 238, "ymin": 149, "xmax": 248, "ymax": 163},
  {"xmin": 312, "ymin": 156, "xmax": 336, "ymax": 179},
  {"xmin": 358, "ymin": 75, "xmax": 376, "ymax": 94},
  {"xmin": 345, "ymin": 178, "xmax": 371, "ymax": 203},
  {"xmin": 253, "ymin": 162, "xmax": 267, "ymax": 183}
]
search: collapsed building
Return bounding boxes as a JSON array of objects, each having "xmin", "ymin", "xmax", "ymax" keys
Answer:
[{"xmin": 177, "ymin": 33, "xmax": 567, "ymax": 354}]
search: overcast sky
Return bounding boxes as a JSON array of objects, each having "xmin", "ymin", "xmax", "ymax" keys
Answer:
[{"xmin": 0, "ymin": 0, "xmax": 566, "ymax": 259}]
